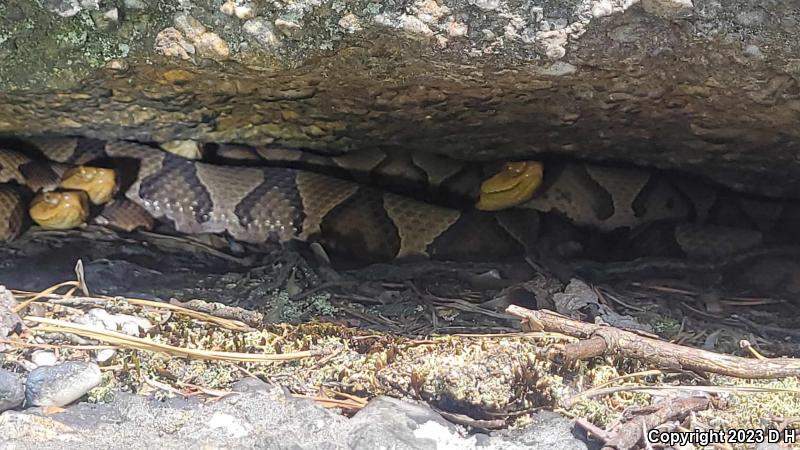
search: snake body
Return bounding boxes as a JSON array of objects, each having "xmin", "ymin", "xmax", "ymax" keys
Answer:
[
  {"xmin": 0, "ymin": 136, "xmax": 797, "ymax": 263},
  {"xmin": 4, "ymin": 138, "xmax": 537, "ymax": 262}
]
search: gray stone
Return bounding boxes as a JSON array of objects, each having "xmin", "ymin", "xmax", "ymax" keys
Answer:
[
  {"xmin": 0, "ymin": 286, "xmax": 22, "ymax": 348},
  {"xmin": 38, "ymin": 0, "xmax": 82, "ymax": 17},
  {"xmin": 0, "ymin": 383, "xmax": 596, "ymax": 449},
  {"xmin": 30, "ymin": 350, "xmax": 58, "ymax": 367},
  {"xmin": 482, "ymin": 411, "xmax": 591, "ymax": 450},
  {"xmin": 243, "ymin": 18, "xmax": 282, "ymax": 50},
  {"xmin": 25, "ymin": 362, "xmax": 102, "ymax": 407},
  {"xmin": 0, "ymin": 369, "xmax": 24, "ymax": 412},
  {"xmin": 348, "ymin": 396, "xmax": 464, "ymax": 450},
  {"xmin": 230, "ymin": 376, "xmax": 277, "ymax": 394}
]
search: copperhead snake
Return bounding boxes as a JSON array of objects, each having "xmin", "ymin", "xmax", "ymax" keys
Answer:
[{"xmin": 0, "ymin": 136, "xmax": 797, "ymax": 263}]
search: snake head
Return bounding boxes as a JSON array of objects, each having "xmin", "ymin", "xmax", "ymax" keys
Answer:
[
  {"xmin": 29, "ymin": 191, "xmax": 90, "ymax": 230},
  {"xmin": 60, "ymin": 166, "xmax": 117, "ymax": 205},
  {"xmin": 476, "ymin": 161, "xmax": 544, "ymax": 211}
]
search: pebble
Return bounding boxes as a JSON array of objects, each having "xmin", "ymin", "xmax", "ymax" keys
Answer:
[
  {"xmin": 398, "ymin": 14, "xmax": 434, "ymax": 36},
  {"xmin": 95, "ymin": 349, "xmax": 117, "ymax": 364},
  {"xmin": 338, "ymin": 14, "xmax": 363, "ymax": 33},
  {"xmin": 220, "ymin": 1, "xmax": 236, "ymax": 16},
  {"xmin": 25, "ymin": 362, "xmax": 102, "ymax": 407},
  {"xmin": 193, "ymin": 32, "xmax": 231, "ymax": 61},
  {"xmin": 591, "ymin": 0, "xmax": 615, "ymax": 18},
  {"xmin": 743, "ymin": 44, "xmax": 765, "ymax": 60},
  {"xmin": 73, "ymin": 308, "xmax": 152, "ymax": 336},
  {"xmin": 447, "ymin": 20, "xmax": 468, "ymax": 37},
  {"xmin": 235, "ymin": 3, "xmax": 257, "ymax": 20},
  {"xmin": 0, "ymin": 369, "xmax": 25, "ymax": 412},
  {"xmin": 533, "ymin": 29, "xmax": 568, "ymax": 60},
  {"xmin": 43, "ymin": 0, "xmax": 81, "ymax": 17},
  {"xmin": 243, "ymin": 18, "xmax": 282, "ymax": 49},
  {"xmin": 274, "ymin": 18, "xmax": 302, "ymax": 37},
  {"xmin": 30, "ymin": 350, "xmax": 58, "ymax": 367},
  {"xmin": 154, "ymin": 28, "xmax": 196, "ymax": 60},
  {"xmin": 105, "ymin": 59, "xmax": 129, "ymax": 71},
  {"xmin": 174, "ymin": 14, "xmax": 207, "ymax": 42}
]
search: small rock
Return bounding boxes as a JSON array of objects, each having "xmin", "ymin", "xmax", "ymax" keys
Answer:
[
  {"xmin": 105, "ymin": 59, "xmax": 129, "ymax": 71},
  {"xmin": 87, "ymin": 308, "xmax": 118, "ymax": 330},
  {"xmin": 231, "ymin": 377, "xmax": 277, "ymax": 394},
  {"xmin": 538, "ymin": 61, "xmax": 577, "ymax": 77},
  {"xmin": 743, "ymin": 44, "xmax": 764, "ymax": 60},
  {"xmin": 490, "ymin": 410, "xmax": 590, "ymax": 449},
  {"xmin": 398, "ymin": 15, "xmax": 434, "ymax": 36},
  {"xmin": 468, "ymin": 0, "xmax": 501, "ymax": 11},
  {"xmin": 417, "ymin": 0, "xmax": 449, "ymax": 23},
  {"xmin": 274, "ymin": 18, "xmax": 302, "ymax": 37},
  {"xmin": 338, "ymin": 14, "xmax": 363, "ymax": 33},
  {"xmin": 591, "ymin": 0, "xmax": 615, "ymax": 18},
  {"xmin": 120, "ymin": 321, "xmax": 140, "ymax": 336},
  {"xmin": 104, "ymin": 8, "xmax": 119, "ymax": 22},
  {"xmin": 154, "ymin": 27, "xmax": 195, "ymax": 60},
  {"xmin": 174, "ymin": 14, "xmax": 207, "ymax": 42},
  {"xmin": 41, "ymin": 0, "xmax": 83, "ymax": 17},
  {"xmin": 243, "ymin": 18, "xmax": 282, "ymax": 49},
  {"xmin": 447, "ymin": 20, "xmax": 468, "ymax": 37},
  {"xmin": 194, "ymin": 32, "xmax": 231, "ymax": 61},
  {"xmin": 26, "ymin": 362, "xmax": 102, "ymax": 407},
  {"xmin": 79, "ymin": 0, "xmax": 99, "ymax": 9},
  {"xmin": 0, "ymin": 369, "xmax": 24, "ymax": 412},
  {"xmin": 95, "ymin": 349, "xmax": 116, "ymax": 364},
  {"xmin": 348, "ymin": 396, "xmax": 462, "ymax": 449},
  {"xmin": 72, "ymin": 313, "xmax": 106, "ymax": 330},
  {"xmin": 641, "ymin": 0, "xmax": 693, "ymax": 19},
  {"xmin": 533, "ymin": 29, "xmax": 568, "ymax": 60},
  {"xmin": 235, "ymin": 3, "xmax": 257, "ymax": 20},
  {"xmin": 117, "ymin": 314, "xmax": 152, "ymax": 331},
  {"xmin": 220, "ymin": 1, "xmax": 236, "ymax": 16},
  {"xmin": 30, "ymin": 350, "xmax": 58, "ymax": 367}
]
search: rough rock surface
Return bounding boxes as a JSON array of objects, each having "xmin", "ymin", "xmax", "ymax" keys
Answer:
[
  {"xmin": 0, "ymin": 1, "xmax": 799, "ymax": 198},
  {"xmin": 0, "ymin": 378, "xmax": 593, "ymax": 449},
  {"xmin": 0, "ymin": 286, "xmax": 22, "ymax": 352},
  {"xmin": 0, "ymin": 369, "xmax": 25, "ymax": 412}
]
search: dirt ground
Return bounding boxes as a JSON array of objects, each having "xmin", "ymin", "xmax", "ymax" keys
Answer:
[{"xmin": 2, "ymin": 225, "xmax": 800, "ymax": 446}]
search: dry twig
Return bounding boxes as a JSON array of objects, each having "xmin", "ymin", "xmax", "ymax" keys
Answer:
[
  {"xmin": 507, "ymin": 305, "xmax": 800, "ymax": 379},
  {"xmin": 575, "ymin": 396, "xmax": 710, "ymax": 450}
]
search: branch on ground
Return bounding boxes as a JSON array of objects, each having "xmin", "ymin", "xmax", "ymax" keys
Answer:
[{"xmin": 506, "ymin": 305, "xmax": 800, "ymax": 379}]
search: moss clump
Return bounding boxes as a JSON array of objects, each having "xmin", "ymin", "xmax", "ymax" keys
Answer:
[{"xmin": 0, "ymin": 1, "xmax": 168, "ymax": 90}]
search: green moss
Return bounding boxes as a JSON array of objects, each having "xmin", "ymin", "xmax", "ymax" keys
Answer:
[
  {"xmin": 650, "ymin": 317, "xmax": 682, "ymax": 339},
  {"xmin": 0, "ymin": 1, "xmax": 170, "ymax": 90}
]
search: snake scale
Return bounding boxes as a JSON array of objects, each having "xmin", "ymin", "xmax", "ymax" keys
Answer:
[{"xmin": 0, "ymin": 136, "xmax": 797, "ymax": 263}]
